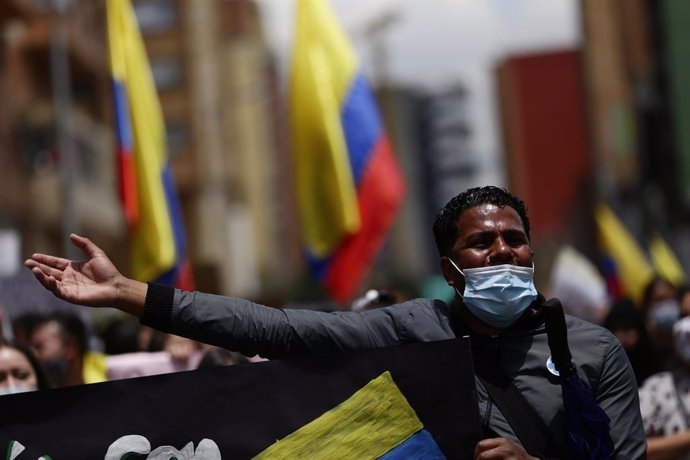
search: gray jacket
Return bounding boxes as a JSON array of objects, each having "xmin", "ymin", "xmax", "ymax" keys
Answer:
[{"xmin": 141, "ymin": 285, "xmax": 646, "ymax": 459}]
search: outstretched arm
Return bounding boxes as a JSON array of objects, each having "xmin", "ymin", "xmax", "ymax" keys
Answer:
[{"xmin": 24, "ymin": 234, "xmax": 147, "ymax": 317}]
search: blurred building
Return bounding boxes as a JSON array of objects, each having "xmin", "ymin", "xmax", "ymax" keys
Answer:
[
  {"xmin": 0, "ymin": 0, "xmax": 123, "ymax": 268},
  {"xmin": 0, "ymin": 0, "xmax": 301, "ymax": 301},
  {"xmin": 134, "ymin": 0, "xmax": 300, "ymax": 297},
  {"xmin": 580, "ymin": 0, "xmax": 690, "ymax": 270},
  {"xmin": 496, "ymin": 49, "xmax": 593, "ymax": 244},
  {"xmin": 492, "ymin": 0, "xmax": 690, "ymax": 280},
  {"xmin": 371, "ymin": 83, "xmax": 483, "ymax": 295}
]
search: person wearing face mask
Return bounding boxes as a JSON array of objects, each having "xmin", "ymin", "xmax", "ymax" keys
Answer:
[
  {"xmin": 24, "ymin": 185, "xmax": 645, "ymax": 459},
  {"xmin": 0, "ymin": 341, "xmax": 51, "ymax": 396},
  {"xmin": 643, "ymin": 276, "xmax": 682, "ymax": 373},
  {"xmin": 638, "ymin": 286, "xmax": 690, "ymax": 459},
  {"xmin": 28, "ymin": 312, "xmax": 106, "ymax": 388}
]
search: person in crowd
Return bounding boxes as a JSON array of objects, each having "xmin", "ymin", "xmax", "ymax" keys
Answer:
[
  {"xmin": 25, "ymin": 185, "xmax": 646, "ymax": 459},
  {"xmin": 642, "ymin": 276, "xmax": 681, "ymax": 372},
  {"xmin": 604, "ymin": 297, "xmax": 661, "ymax": 385},
  {"xmin": 28, "ymin": 312, "xmax": 106, "ymax": 387},
  {"xmin": 0, "ymin": 340, "xmax": 51, "ymax": 395},
  {"xmin": 101, "ymin": 316, "xmax": 142, "ymax": 355},
  {"xmin": 11, "ymin": 312, "xmax": 44, "ymax": 346},
  {"xmin": 639, "ymin": 285, "xmax": 690, "ymax": 459}
]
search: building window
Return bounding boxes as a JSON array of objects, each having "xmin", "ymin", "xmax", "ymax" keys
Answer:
[
  {"xmin": 133, "ymin": 0, "xmax": 179, "ymax": 34},
  {"xmin": 166, "ymin": 121, "xmax": 189, "ymax": 155},
  {"xmin": 151, "ymin": 58, "xmax": 183, "ymax": 91}
]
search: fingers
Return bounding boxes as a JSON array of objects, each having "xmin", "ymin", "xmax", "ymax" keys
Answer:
[
  {"xmin": 70, "ymin": 233, "xmax": 103, "ymax": 259},
  {"xmin": 25, "ymin": 259, "xmax": 65, "ymax": 281},
  {"xmin": 25, "ymin": 253, "xmax": 70, "ymax": 271},
  {"xmin": 28, "ymin": 266, "xmax": 60, "ymax": 294},
  {"xmin": 474, "ymin": 438, "xmax": 531, "ymax": 460},
  {"xmin": 475, "ymin": 438, "xmax": 502, "ymax": 458}
]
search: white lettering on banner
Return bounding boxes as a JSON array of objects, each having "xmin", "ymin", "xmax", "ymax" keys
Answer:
[
  {"xmin": 107, "ymin": 436, "xmax": 221, "ymax": 459},
  {"xmin": 4, "ymin": 441, "xmax": 50, "ymax": 460},
  {"xmin": 105, "ymin": 435, "xmax": 151, "ymax": 459},
  {"xmin": 6, "ymin": 437, "xmax": 221, "ymax": 460},
  {"xmin": 7, "ymin": 440, "xmax": 25, "ymax": 460}
]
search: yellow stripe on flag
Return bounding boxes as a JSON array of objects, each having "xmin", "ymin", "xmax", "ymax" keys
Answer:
[
  {"xmin": 290, "ymin": 0, "xmax": 361, "ymax": 257},
  {"xmin": 649, "ymin": 232, "xmax": 686, "ymax": 287},
  {"xmin": 252, "ymin": 371, "xmax": 423, "ymax": 459},
  {"xmin": 107, "ymin": 0, "xmax": 176, "ymax": 281},
  {"xmin": 595, "ymin": 203, "xmax": 654, "ymax": 304}
]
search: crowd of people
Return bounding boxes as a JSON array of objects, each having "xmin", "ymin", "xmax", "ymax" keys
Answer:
[
  {"xmin": 5, "ymin": 185, "xmax": 690, "ymax": 458},
  {"xmin": 603, "ymin": 277, "xmax": 690, "ymax": 459},
  {"xmin": 0, "ymin": 309, "xmax": 256, "ymax": 393}
]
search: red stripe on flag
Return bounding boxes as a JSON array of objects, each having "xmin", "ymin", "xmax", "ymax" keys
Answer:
[
  {"xmin": 175, "ymin": 258, "xmax": 196, "ymax": 291},
  {"xmin": 325, "ymin": 136, "xmax": 404, "ymax": 303},
  {"xmin": 117, "ymin": 146, "xmax": 139, "ymax": 226}
]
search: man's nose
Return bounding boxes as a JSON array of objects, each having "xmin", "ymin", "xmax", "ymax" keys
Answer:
[{"xmin": 489, "ymin": 238, "xmax": 513, "ymax": 264}]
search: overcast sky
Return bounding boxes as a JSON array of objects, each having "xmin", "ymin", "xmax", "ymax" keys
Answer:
[{"xmin": 255, "ymin": 0, "xmax": 580, "ymax": 185}]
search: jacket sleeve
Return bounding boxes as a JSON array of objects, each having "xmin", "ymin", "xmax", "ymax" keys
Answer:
[
  {"xmin": 596, "ymin": 336, "xmax": 648, "ymax": 459},
  {"xmin": 140, "ymin": 284, "xmax": 454, "ymax": 359}
]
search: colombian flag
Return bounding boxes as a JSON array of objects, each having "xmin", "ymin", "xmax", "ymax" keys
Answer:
[
  {"xmin": 648, "ymin": 232, "xmax": 687, "ymax": 287},
  {"xmin": 594, "ymin": 203, "xmax": 653, "ymax": 304},
  {"xmin": 107, "ymin": 0, "xmax": 193, "ymax": 290},
  {"xmin": 290, "ymin": 0, "xmax": 405, "ymax": 304}
]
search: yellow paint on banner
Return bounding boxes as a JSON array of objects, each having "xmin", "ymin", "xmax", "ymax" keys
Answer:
[{"xmin": 252, "ymin": 371, "xmax": 423, "ymax": 459}]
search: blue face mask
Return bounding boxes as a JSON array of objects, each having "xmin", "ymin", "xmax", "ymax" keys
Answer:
[
  {"xmin": 449, "ymin": 260, "xmax": 538, "ymax": 328},
  {"xmin": 0, "ymin": 384, "xmax": 36, "ymax": 397},
  {"xmin": 648, "ymin": 300, "xmax": 680, "ymax": 332}
]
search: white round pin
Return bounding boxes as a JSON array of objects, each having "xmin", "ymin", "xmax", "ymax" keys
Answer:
[{"xmin": 546, "ymin": 356, "xmax": 560, "ymax": 376}]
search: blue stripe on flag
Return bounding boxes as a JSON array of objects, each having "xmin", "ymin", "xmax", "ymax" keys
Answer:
[
  {"xmin": 377, "ymin": 430, "xmax": 446, "ymax": 459},
  {"xmin": 341, "ymin": 73, "xmax": 382, "ymax": 185},
  {"xmin": 305, "ymin": 250, "xmax": 331, "ymax": 283},
  {"xmin": 111, "ymin": 79, "xmax": 133, "ymax": 150},
  {"xmin": 151, "ymin": 163, "xmax": 187, "ymax": 286}
]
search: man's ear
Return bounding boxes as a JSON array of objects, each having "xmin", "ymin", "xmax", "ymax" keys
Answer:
[{"xmin": 440, "ymin": 256, "xmax": 457, "ymax": 287}]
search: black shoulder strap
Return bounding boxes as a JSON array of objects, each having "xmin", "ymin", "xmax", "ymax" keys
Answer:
[
  {"xmin": 447, "ymin": 304, "xmax": 565, "ymax": 458},
  {"xmin": 476, "ymin": 370, "xmax": 564, "ymax": 459}
]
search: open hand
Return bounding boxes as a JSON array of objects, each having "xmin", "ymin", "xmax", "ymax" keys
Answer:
[{"xmin": 25, "ymin": 234, "xmax": 123, "ymax": 309}]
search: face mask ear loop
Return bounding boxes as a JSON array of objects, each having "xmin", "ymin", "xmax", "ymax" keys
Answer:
[
  {"xmin": 447, "ymin": 257, "xmax": 465, "ymax": 278},
  {"xmin": 447, "ymin": 257, "xmax": 465, "ymax": 300}
]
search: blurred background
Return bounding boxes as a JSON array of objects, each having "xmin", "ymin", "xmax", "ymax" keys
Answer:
[{"xmin": 0, "ymin": 0, "xmax": 686, "ymax": 316}]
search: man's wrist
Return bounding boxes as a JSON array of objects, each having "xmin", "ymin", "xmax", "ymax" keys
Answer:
[{"xmin": 114, "ymin": 277, "xmax": 148, "ymax": 317}]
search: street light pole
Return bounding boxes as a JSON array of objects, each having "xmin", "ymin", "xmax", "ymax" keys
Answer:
[{"xmin": 50, "ymin": 0, "xmax": 79, "ymax": 259}]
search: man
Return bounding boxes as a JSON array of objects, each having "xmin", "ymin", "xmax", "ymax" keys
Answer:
[
  {"xmin": 28, "ymin": 312, "xmax": 106, "ymax": 387},
  {"xmin": 25, "ymin": 186, "xmax": 645, "ymax": 459}
]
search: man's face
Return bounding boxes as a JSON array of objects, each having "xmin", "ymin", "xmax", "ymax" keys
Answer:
[
  {"xmin": 443, "ymin": 204, "xmax": 533, "ymax": 289},
  {"xmin": 30, "ymin": 321, "xmax": 67, "ymax": 364}
]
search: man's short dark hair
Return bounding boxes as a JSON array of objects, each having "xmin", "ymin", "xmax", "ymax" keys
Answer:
[
  {"xmin": 37, "ymin": 312, "xmax": 88, "ymax": 354},
  {"xmin": 432, "ymin": 186, "xmax": 531, "ymax": 258}
]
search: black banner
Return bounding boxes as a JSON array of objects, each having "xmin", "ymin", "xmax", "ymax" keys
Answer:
[{"xmin": 1, "ymin": 338, "xmax": 480, "ymax": 459}]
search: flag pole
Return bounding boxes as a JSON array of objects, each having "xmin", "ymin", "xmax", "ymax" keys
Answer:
[{"xmin": 50, "ymin": 0, "xmax": 79, "ymax": 259}]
